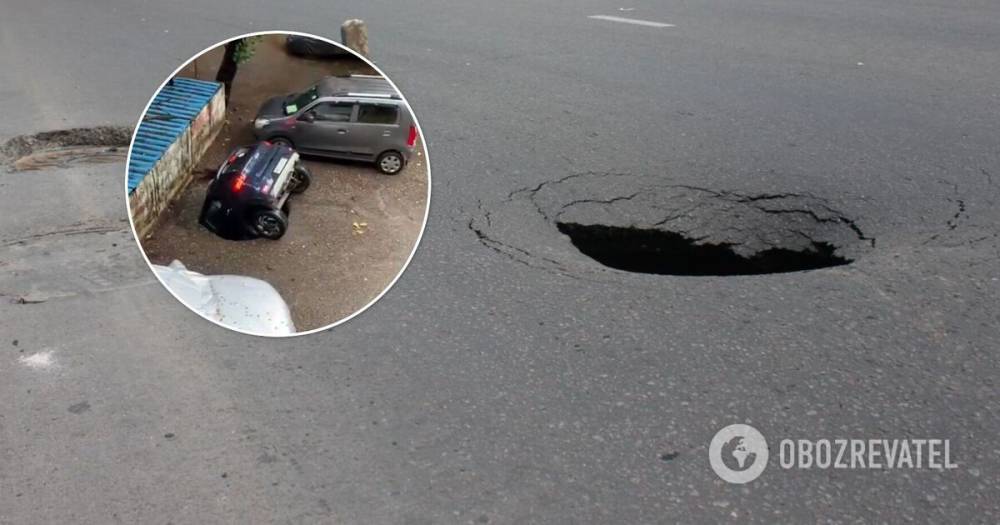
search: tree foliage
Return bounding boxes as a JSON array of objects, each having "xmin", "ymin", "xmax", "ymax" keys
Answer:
[{"xmin": 231, "ymin": 36, "xmax": 262, "ymax": 65}]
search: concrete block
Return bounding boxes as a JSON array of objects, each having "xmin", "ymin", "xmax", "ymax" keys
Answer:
[{"xmin": 341, "ymin": 19, "xmax": 370, "ymax": 58}]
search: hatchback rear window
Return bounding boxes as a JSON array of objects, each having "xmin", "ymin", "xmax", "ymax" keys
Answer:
[{"xmin": 358, "ymin": 104, "xmax": 399, "ymax": 124}]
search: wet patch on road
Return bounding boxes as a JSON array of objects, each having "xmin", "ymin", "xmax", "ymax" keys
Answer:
[
  {"xmin": 471, "ymin": 173, "xmax": 874, "ymax": 277},
  {"xmin": 1, "ymin": 126, "xmax": 131, "ymax": 171},
  {"xmin": 67, "ymin": 401, "xmax": 91, "ymax": 414},
  {"xmin": 0, "ymin": 225, "xmax": 149, "ymax": 305}
]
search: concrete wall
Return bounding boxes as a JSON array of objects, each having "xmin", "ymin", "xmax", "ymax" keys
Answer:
[{"xmin": 129, "ymin": 88, "xmax": 225, "ymax": 239}]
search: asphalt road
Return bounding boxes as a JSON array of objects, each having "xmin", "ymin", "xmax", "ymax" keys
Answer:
[{"xmin": 1, "ymin": 1, "xmax": 998, "ymax": 523}]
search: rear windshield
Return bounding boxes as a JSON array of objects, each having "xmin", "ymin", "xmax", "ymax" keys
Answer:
[
  {"xmin": 219, "ymin": 147, "xmax": 249, "ymax": 174},
  {"xmin": 221, "ymin": 146, "xmax": 288, "ymax": 192},
  {"xmin": 222, "ymin": 147, "xmax": 265, "ymax": 177},
  {"xmin": 285, "ymin": 86, "xmax": 319, "ymax": 115}
]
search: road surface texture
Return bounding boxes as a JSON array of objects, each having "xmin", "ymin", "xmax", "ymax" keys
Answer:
[
  {"xmin": 1, "ymin": 1, "xmax": 998, "ymax": 523},
  {"xmin": 140, "ymin": 36, "xmax": 428, "ymax": 331}
]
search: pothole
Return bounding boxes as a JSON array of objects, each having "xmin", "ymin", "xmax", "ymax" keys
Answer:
[
  {"xmin": 1, "ymin": 126, "xmax": 132, "ymax": 171},
  {"xmin": 556, "ymin": 223, "xmax": 850, "ymax": 276},
  {"xmin": 470, "ymin": 173, "xmax": 874, "ymax": 277}
]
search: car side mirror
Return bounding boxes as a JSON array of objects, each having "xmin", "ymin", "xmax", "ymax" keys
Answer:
[{"xmin": 299, "ymin": 111, "xmax": 315, "ymax": 123}]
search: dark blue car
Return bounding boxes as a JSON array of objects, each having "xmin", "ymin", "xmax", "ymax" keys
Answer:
[{"xmin": 199, "ymin": 141, "xmax": 311, "ymax": 240}]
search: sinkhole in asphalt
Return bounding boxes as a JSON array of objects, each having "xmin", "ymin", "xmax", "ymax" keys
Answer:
[
  {"xmin": 556, "ymin": 222, "xmax": 852, "ymax": 275},
  {"xmin": 469, "ymin": 173, "xmax": 873, "ymax": 275},
  {"xmin": 0, "ymin": 126, "xmax": 131, "ymax": 171}
]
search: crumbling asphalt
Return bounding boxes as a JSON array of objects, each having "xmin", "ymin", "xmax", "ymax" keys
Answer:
[{"xmin": 0, "ymin": 126, "xmax": 130, "ymax": 172}]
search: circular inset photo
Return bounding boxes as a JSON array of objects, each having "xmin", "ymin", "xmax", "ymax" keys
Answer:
[{"xmin": 125, "ymin": 31, "xmax": 430, "ymax": 336}]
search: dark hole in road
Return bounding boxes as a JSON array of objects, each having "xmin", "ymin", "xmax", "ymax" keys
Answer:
[{"xmin": 556, "ymin": 222, "xmax": 851, "ymax": 276}]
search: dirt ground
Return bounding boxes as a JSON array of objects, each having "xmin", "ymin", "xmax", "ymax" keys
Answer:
[{"xmin": 138, "ymin": 36, "xmax": 428, "ymax": 332}]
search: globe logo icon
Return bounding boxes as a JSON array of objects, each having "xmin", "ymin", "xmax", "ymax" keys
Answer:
[{"xmin": 709, "ymin": 424, "xmax": 769, "ymax": 483}]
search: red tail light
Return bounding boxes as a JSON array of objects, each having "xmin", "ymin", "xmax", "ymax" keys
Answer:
[
  {"xmin": 232, "ymin": 173, "xmax": 247, "ymax": 192},
  {"xmin": 407, "ymin": 125, "xmax": 418, "ymax": 148}
]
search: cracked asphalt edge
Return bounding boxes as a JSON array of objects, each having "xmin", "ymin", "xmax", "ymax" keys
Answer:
[{"xmin": 469, "ymin": 172, "xmax": 879, "ymax": 276}]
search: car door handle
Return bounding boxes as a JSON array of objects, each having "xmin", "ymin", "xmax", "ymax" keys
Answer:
[
  {"xmin": 336, "ymin": 129, "xmax": 348, "ymax": 134},
  {"xmin": 382, "ymin": 130, "xmax": 391, "ymax": 136}
]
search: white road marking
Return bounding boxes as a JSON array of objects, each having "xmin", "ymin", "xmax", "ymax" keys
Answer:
[
  {"xmin": 19, "ymin": 351, "xmax": 54, "ymax": 369},
  {"xmin": 588, "ymin": 15, "xmax": 675, "ymax": 28}
]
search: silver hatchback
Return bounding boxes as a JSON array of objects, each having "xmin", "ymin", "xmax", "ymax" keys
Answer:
[{"xmin": 253, "ymin": 75, "xmax": 418, "ymax": 175}]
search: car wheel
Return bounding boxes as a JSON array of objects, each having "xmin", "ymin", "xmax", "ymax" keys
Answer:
[
  {"xmin": 251, "ymin": 209, "xmax": 288, "ymax": 240},
  {"xmin": 290, "ymin": 165, "xmax": 312, "ymax": 194},
  {"xmin": 376, "ymin": 151, "xmax": 404, "ymax": 175},
  {"xmin": 270, "ymin": 137, "xmax": 294, "ymax": 148}
]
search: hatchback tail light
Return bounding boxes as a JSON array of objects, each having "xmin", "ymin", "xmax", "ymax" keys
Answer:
[
  {"xmin": 232, "ymin": 173, "xmax": 247, "ymax": 192},
  {"xmin": 407, "ymin": 125, "xmax": 418, "ymax": 148}
]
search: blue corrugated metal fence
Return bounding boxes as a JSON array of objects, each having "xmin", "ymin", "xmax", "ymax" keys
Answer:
[{"xmin": 127, "ymin": 77, "xmax": 222, "ymax": 193}]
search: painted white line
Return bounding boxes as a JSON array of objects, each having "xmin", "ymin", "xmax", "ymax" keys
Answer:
[{"xmin": 588, "ymin": 15, "xmax": 675, "ymax": 28}]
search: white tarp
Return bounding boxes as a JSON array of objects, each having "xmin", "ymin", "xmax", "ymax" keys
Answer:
[{"xmin": 152, "ymin": 260, "xmax": 296, "ymax": 336}]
